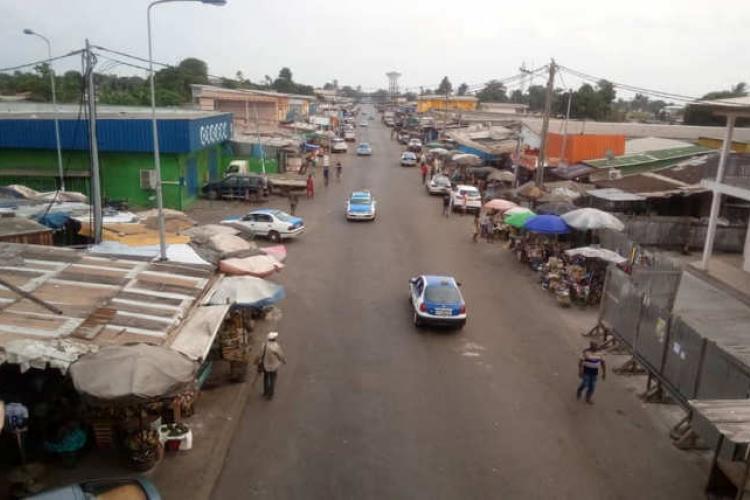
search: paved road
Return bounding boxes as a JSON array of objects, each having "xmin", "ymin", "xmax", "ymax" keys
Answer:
[{"xmin": 212, "ymin": 109, "xmax": 705, "ymax": 499}]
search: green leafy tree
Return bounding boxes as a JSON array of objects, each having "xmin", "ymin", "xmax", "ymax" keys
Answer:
[
  {"xmin": 684, "ymin": 82, "xmax": 748, "ymax": 126},
  {"xmin": 476, "ymin": 80, "xmax": 508, "ymax": 102},
  {"xmin": 457, "ymin": 82, "xmax": 469, "ymax": 96},
  {"xmin": 437, "ymin": 76, "xmax": 452, "ymax": 95}
]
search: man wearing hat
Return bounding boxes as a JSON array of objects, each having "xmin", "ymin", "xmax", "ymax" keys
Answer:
[{"xmin": 257, "ymin": 332, "xmax": 287, "ymax": 400}]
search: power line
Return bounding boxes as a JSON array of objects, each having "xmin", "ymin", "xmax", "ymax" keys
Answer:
[{"xmin": 0, "ymin": 50, "xmax": 85, "ymax": 73}]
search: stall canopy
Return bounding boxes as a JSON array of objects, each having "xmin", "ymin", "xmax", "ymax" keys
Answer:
[
  {"xmin": 565, "ymin": 246, "xmax": 627, "ymax": 264},
  {"xmin": 484, "ymin": 199, "xmax": 517, "ymax": 212},
  {"xmin": 452, "ymin": 153, "xmax": 482, "ymax": 166},
  {"xmin": 536, "ymin": 201, "xmax": 577, "ymax": 215},
  {"xmin": 70, "ymin": 344, "xmax": 197, "ymax": 404},
  {"xmin": 523, "ymin": 214, "xmax": 571, "ymax": 235},
  {"xmin": 205, "ymin": 276, "xmax": 285, "ymax": 307},
  {"xmin": 562, "ymin": 208, "xmax": 625, "ymax": 231},
  {"xmin": 504, "ymin": 210, "xmax": 536, "ymax": 228}
]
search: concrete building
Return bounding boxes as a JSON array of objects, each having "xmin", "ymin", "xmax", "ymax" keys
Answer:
[
  {"xmin": 697, "ymin": 96, "xmax": 750, "ymax": 273},
  {"xmin": 0, "ymin": 104, "xmax": 232, "ymax": 210},
  {"xmin": 192, "ymin": 85, "xmax": 314, "ymax": 129}
]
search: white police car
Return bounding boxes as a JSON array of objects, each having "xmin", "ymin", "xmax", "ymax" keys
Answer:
[
  {"xmin": 409, "ymin": 275, "xmax": 467, "ymax": 329},
  {"xmin": 221, "ymin": 208, "xmax": 304, "ymax": 242},
  {"xmin": 346, "ymin": 191, "xmax": 377, "ymax": 221}
]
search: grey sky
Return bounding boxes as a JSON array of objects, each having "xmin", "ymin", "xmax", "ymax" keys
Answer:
[{"xmin": 1, "ymin": 0, "xmax": 748, "ymax": 99}]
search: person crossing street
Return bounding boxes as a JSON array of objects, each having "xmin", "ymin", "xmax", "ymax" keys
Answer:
[
  {"xmin": 577, "ymin": 341, "xmax": 606, "ymax": 404},
  {"xmin": 335, "ymin": 161, "xmax": 343, "ymax": 182}
]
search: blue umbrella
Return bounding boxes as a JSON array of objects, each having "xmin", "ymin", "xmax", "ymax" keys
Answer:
[{"xmin": 523, "ymin": 214, "xmax": 571, "ymax": 235}]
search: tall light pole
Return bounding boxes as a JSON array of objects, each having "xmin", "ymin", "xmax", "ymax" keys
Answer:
[
  {"xmin": 147, "ymin": 0, "xmax": 226, "ymax": 260},
  {"xmin": 23, "ymin": 29, "xmax": 65, "ymax": 192}
]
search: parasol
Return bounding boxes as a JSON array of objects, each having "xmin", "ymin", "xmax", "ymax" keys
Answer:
[
  {"xmin": 504, "ymin": 206, "xmax": 534, "ymax": 216},
  {"xmin": 523, "ymin": 214, "xmax": 571, "ymax": 235},
  {"xmin": 452, "ymin": 153, "xmax": 482, "ymax": 166},
  {"xmin": 504, "ymin": 210, "xmax": 536, "ymax": 228},
  {"xmin": 483, "ymin": 199, "xmax": 517, "ymax": 212},
  {"xmin": 562, "ymin": 208, "xmax": 625, "ymax": 231},
  {"xmin": 205, "ymin": 276, "xmax": 285, "ymax": 308},
  {"xmin": 536, "ymin": 201, "xmax": 577, "ymax": 215},
  {"xmin": 428, "ymin": 148, "xmax": 449, "ymax": 156},
  {"xmin": 487, "ymin": 170, "xmax": 516, "ymax": 183},
  {"xmin": 219, "ymin": 254, "xmax": 284, "ymax": 277},
  {"xmin": 69, "ymin": 344, "xmax": 197, "ymax": 404},
  {"xmin": 565, "ymin": 246, "xmax": 627, "ymax": 264}
]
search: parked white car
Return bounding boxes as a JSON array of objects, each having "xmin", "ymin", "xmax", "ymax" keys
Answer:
[
  {"xmin": 222, "ymin": 209, "xmax": 305, "ymax": 242},
  {"xmin": 400, "ymin": 151, "xmax": 417, "ymax": 167},
  {"xmin": 331, "ymin": 138, "xmax": 348, "ymax": 153},
  {"xmin": 426, "ymin": 174, "xmax": 452, "ymax": 195},
  {"xmin": 451, "ymin": 185, "xmax": 482, "ymax": 213},
  {"xmin": 344, "ymin": 130, "xmax": 356, "ymax": 142}
]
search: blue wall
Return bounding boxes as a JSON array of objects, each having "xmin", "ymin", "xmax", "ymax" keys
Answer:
[{"xmin": 0, "ymin": 113, "xmax": 232, "ymax": 154}]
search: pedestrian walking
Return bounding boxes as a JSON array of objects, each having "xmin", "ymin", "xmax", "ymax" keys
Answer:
[
  {"xmin": 256, "ymin": 331, "xmax": 287, "ymax": 400},
  {"xmin": 323, "ymin": 165, "xmax": 330, "ymax": 187},
  {"xmin": 288, "ymin": 192, "xmax": 298, "ymax": 215},
  {"xmin": 335, "ymin": 161, "xmax": 342, "ymax": 182},
  {"xmin": 448, "ymin": 192, "xmax": 454, "ymax": 215},
  {"xmin": 420, "ymin": 163, "xmax": 428, "ymax": 184},
  {"xmin": 306, "ymin": 174, "xmax": 314, "ymax": 199},
  {"xmin": 472, "ymin": 212, "xmax": 480, "ymax": 242},
  {"xmin": 442, "ymin": 192, "xmax": 450, "ymax": 217},
  {"xmin": 577, "ymin": 341, "xmax": 606, "ymax": 404}
]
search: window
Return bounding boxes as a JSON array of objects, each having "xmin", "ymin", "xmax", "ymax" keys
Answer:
[
  {"xmin": 255, "ymin": 214, "xmax": 273, "ymax": 223},
  {"xmin": 424, "ymin": 285, "xmax": 461, "ymax": 304}
]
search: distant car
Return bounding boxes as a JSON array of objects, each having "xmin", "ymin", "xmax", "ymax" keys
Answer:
[
  {"xmin": 28, "ymin": 477, "xmax": 161, "ymax": 500},
  {"xmin": 400, "ymin": 151, "xmax": 417, "ymax": 167},
  {"xmin": 356, "ymin": 143, "xmax": 373, "ymax": 156},
  {"xmin": 222, "ymin": 208, "xmax": 304, "ymax": 242},
  {"xmin": 409, "ymin": 275, "xmax": 467, "ymax": 328},
  {"xmin": 202, "ymin": 175, "xmax": 266, "ymax": 201},
  {"xmin": 397, "ymin": 133, "xmax": 410, "ymax": 145},
  {"xmin": 359, "ymin": 121, "xmax": 368, "ymax": 127},
  {"xmin": 332, "ymin": 138, "xmax": 348, "ymax": 153},
  {"xmin": 408, "ymin": 138, "xmax": 423, "ymax": 153},
  {"xmin": 451, "ymin": 184, "xmax": 482, "ymax": 213},
  {"xmin": 426, "ymin": 174, "xmax": 452, "ymax": 195},
  {"xmin": 346, "ymin": 190, "xmax": 377, "ymax": 221},
  {"xmin": 344, "ymin": 131, "xmax": 356, "ymax": 142}
]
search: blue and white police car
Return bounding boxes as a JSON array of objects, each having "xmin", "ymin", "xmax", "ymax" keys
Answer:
[
  {"xmin": 409, "ymin": 275, "xmax": 467, "ymax": 329},
  {"xmin": 346, "ymin": 191, "xmax": 377, "ymax": 221}
]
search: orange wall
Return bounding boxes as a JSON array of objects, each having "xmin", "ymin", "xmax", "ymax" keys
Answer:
[{"xmin": 545, "ymin": 133, "xmax": 625, "ymax": 164}]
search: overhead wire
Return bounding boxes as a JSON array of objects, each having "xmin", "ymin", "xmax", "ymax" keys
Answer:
[{"xmin": 0, "ymin": 50, "xmax": 85, "ymax": 73}]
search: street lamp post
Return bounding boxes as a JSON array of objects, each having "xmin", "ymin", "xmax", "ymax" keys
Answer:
[
  {"xmin": 147, "ymin": 0, "xmax": 226, "ymax": 261},
  {"xmin": 23, "ymin": 29, "xmax": 65, "ymax": 192}
]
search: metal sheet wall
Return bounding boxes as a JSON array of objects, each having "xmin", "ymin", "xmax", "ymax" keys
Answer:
[
  {"xmin": 600, "ymin": 266, "xmax": 642, "ymax": 347},
  {"xmin": 697, "ymin": 343, "xmax": 750, "ymax": 400},
  {"xmin": 635, "ymin": 303, "xmax": 670, "ymax": 373},
  {"xmin": 661, "ymin": 317, "xmax": 705, "ymax": 399}
]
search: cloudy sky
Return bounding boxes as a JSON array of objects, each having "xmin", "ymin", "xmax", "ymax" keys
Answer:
[{"xmin": 1, "ymin": 0, "xmax": 748, "ymax": 99}]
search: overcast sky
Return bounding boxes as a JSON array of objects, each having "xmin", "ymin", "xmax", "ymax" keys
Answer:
[{"xmin": 1, "ymin": 0, "xmax": 748, "ymax": 100}]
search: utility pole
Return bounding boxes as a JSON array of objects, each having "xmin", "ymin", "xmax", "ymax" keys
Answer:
[
  {"xmin": 85, "ymin": 39, "xmax": 103, "ymax": 243},
  {"xmin": 560, "ymin": 89, "xmax": 572, "ymax": 166},
  {"xmin": 536, "ymin": 59, "xmax": 556, "ymax": 187}
]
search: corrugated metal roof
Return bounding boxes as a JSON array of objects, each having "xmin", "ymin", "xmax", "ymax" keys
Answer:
[
  {"xmin": 0, "ymin": 243, "xmax": 220, "ymax": 371},
  {"xmin": 0, "ymin": 113, "xmax": 232, "ymax": 154},
  {"xmin": 588, "ymin": 188, "xmax": 646, "ymax": 201},
  {"xmin": 584, "ymin": 145, "xmax": 713, "ymax": 169}
]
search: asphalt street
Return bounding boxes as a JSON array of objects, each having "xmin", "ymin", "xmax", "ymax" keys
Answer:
[{"xmin": 211, "ymin": 108, "xmax": 706, "ymax": 499}]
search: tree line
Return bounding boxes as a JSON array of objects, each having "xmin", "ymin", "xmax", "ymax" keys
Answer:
[
  {"xmin": 415, "ymin": 75, "xmax": 748, "ymax": 125},
  {"xmin": 0, "ymin": 58, "xmax": 316, "ymax": 106}
]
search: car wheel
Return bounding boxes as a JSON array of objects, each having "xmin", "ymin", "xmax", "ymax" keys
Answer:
[
  {"xmin": 268, "ymin": 230, "xmax": 281, "ymax": 243},
  {"xmin": 208, "ymin": 190, "xmax": 219, "ymax": 201},
  {"xmin": 413, "ymin": 311, "xmax": 422, "ymax": 327}
]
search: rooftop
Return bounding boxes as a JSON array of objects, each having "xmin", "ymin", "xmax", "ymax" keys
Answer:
[
  {"xmin": 584, "ymin": 145, "xmax": 713, "ymax": 172},
  {"xmin": 418, "ymin": 95, "xmax": 478, "ymax": 102},
  {"xmin": 0, "ymin": 102, "xmax": 227, "ymax": 120},
  {"xmin": 0, "ymin": 243, "xmax": 225, "ymax": 371},
  {"xmin": 192, "ymin": 84, "xmax": 315, "ymax": 101}
]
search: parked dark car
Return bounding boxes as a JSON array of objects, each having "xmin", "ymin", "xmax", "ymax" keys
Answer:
[{"xmin": 202, "ymin": 175, "xmax": 267, "ymax": 201}]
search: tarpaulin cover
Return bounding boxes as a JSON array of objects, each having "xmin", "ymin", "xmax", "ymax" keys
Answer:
[
  {"xmin": 219, "ymin": 254, "xmax": 284, "ymax": 277},
  {"xmin": 36, "ymin": 212, "xmax": 71, "ymax": 230},
  {"xmin": 565, "ymin": 246, "xmax": 627, "ymax": 264},
  {"xmin": 69, "ymin": 344, "xmax": 196, "ymax": 403}
]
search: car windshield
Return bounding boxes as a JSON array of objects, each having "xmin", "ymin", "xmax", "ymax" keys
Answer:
[
  {"xmin": 350, "ymin": 196, "xmax": 371, "ymax": 205},
  {"xmin": 268, "ymin": 210, "xmax": 294, "ymax": 221},
  {"xmin": 433, "ymin": 177, "xmax": 450, "ymax": 186},
  {"xmin": 460, "ymin": 188, "xmax": 480, "ymax": 197},
  {"xmin": 424, "ymin": 284, "xmax": 461, "ymax": 304}
]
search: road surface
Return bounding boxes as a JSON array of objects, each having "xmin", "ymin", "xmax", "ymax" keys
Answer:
[{"xmin": 211, "ymin": 108, "xmax": 705, "ymax": 499}]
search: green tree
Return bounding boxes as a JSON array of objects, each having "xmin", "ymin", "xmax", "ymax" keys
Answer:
[
  {"xmin": 437, "ymin": 76, "xmax": 452, "ymax": 95},
  {"xmin": 476, "ymin": 80, "xmax": 508, "ymax": 102},
  {"xmin": 457, "ymin": 82, "xmax": 469, "ymax": 96}
]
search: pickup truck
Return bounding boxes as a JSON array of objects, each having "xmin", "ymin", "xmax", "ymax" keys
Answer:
[{"xmin": 202, "ymin": 175, "xmax": 267, "ymax": 201}]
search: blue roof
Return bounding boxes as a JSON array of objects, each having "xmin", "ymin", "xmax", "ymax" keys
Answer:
[
  {"xmin": 0, "ymin": 113, "xmax": 232, "ymax": 154},
  {"xmin": 424, "ymin": 275, "xmax": 456, "ymax": 286}
]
